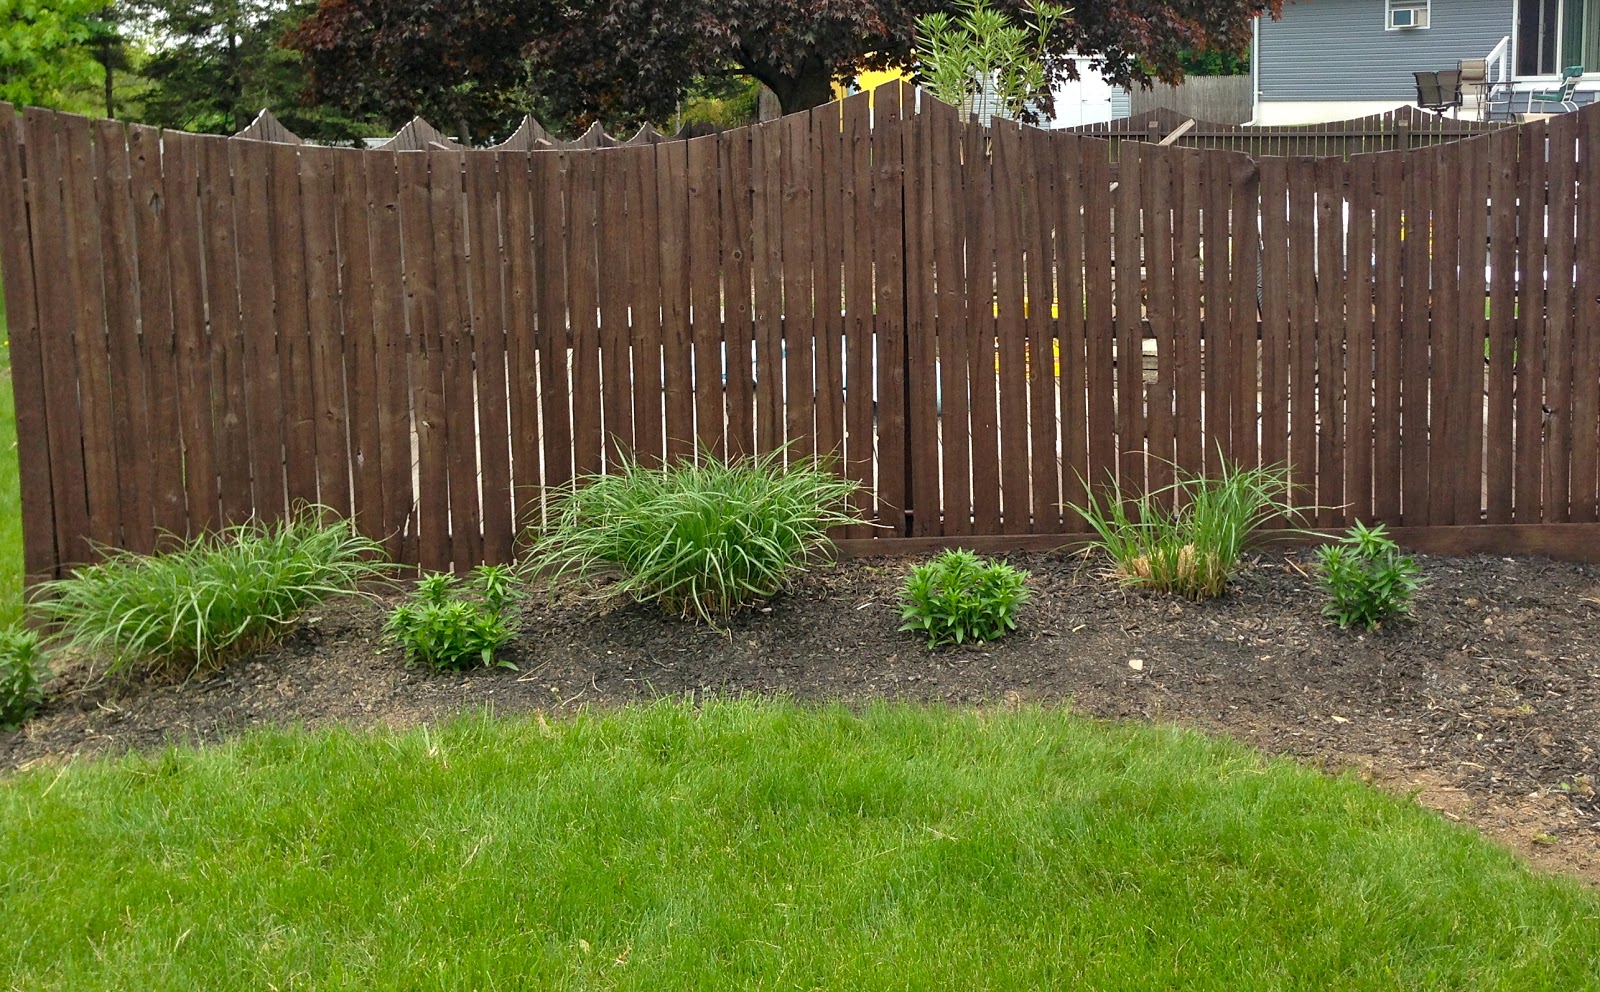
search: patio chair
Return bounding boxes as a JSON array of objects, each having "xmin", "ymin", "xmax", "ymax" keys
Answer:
[
  {"xmin": 1457, "ymin": 58, "xmax": 1488, "ymax": 114},
  {"xmin": 1517, "ymin": 65, "xmax": 1584, "ymax": 115},
  {"xmin": 1414, "ymin": 70, "xmax": 1463, "ymax": 115}
]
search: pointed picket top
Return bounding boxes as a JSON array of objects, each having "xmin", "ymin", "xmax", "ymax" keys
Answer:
[
  {"xmin": 234, "ymin": 109, "xmax": 302, "ymax": 144},
  {"xmin": 567, "ymin": 121, "xmax": 618, "ymax": 150},
  {"xmin": 378, "ymin": 116, "xmax": 462, "ymax": 151},
  {"xmin": 622, "ymin": 122, "xmax": 665, "ymax": 145},
  {"xmin": 491, "ymin": 114, "xmax": 552, "ymax": 150}
]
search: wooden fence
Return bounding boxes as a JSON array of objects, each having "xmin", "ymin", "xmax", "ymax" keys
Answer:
[
  {"xmin": 1129, "ymin": 77, "xmax": 1254, "ymax": 126},
  {"xmin": 235, "ymin": 108, "xmax": 721, "ymax": 151},
  {"xmin": 1069, "ymin": 106, "xmax": 1510, "ymax": 158},
  {"xmin": 3, "ymin": 85, "xmax": 1599, "ymax": 579}
]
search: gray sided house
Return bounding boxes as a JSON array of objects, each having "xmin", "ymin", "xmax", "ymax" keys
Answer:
[{"xmin": 1253, "ymin": 0, "xmax": 1600, "ymax": 123}]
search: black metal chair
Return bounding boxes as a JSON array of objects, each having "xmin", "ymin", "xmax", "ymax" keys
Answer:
[{"xmin": 1414, "ymin": 69, "xmax": 1463, "ymax": 115}]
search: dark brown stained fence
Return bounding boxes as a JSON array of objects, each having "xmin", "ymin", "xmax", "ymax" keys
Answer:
[{"xmin": 4, "ymin": 87, "xmax": 1600, "ymax": 580}]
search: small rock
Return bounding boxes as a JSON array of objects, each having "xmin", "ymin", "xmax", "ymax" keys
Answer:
[{"xmin": 1127, "ymin": 658, "xmax": 1144, "ymax": 671}]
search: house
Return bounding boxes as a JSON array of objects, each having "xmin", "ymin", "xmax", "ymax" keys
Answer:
[{"xmin": 1252, "ymin": 0, "xmax": 1598, "ymax": 123}]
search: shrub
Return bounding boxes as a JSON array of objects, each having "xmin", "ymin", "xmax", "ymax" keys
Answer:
[
  {"xmin": 899, "ymin": 550, "xmax": 1030, "ymax": 648},
  {"xmin": 0, "ymin": 627, "xmax": 44, "ymax": 730},
  {"xmin": 35, "ymin": 511, "xmax": 391, "ymax": 676},
  {"xmin": 1316, "ymin": 521, "xmax": 1424, "ymax": 630},
  {"xmin": 524, "ymin": 449, "xmax": 864, "ymax": 623},
  {"xmin": 1069, "ymin": 456, "xmax": 1298, "ymax": 600},
  {"xmin": 385, "ymin": 565, "xmax": 519, "ymax": 671}
]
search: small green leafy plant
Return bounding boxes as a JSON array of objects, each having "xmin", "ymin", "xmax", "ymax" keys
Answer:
[
  {"xmin": 525, "ymin": 448, "xmax": 864, "ymax": 623},
  {"xmin": 385, "ymin": 565, "xmax": 519, "ymax": 671},
  {"xmin": 0, "ymin": 627, "xmax": 44, "ymax": 730},
  {"xmin": 899, "ymin": 550, "xmax": 1030, "ymax": 648},
  {"xmin": 35, "ymin": 510, "xmax": 391, "ymax": 676},
  {"xmin": 1069, "ymin": 456, "xmax": 1299, "ymax": 600},
  {"xmin": 1316, "ymin": 521, "xmax": 1424, "ymax": 630}
]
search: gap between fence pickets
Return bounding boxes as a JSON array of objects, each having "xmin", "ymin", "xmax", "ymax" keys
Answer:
[{"xmin": 832, "ymin": 525, "xmax": 1600, "ymax": 565}]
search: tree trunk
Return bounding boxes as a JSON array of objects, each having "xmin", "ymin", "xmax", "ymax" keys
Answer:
[{"xmin": 754, "ymin": 61, "xmax": 837, "ymax": 115}]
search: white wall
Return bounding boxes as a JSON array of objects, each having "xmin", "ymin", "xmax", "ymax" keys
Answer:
[{"xmin": 1252, "ymin": 99, "xmax": 1414, "ymax": 125}]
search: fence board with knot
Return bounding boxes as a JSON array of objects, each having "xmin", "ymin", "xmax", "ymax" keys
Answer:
[{"xmin": 3, "ymin": 87, "xmax": 1599, "ymax": 579}]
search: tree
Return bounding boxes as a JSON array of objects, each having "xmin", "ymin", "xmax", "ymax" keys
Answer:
[
  {"xmin": 287, "ymin": 0, "xmax": 1282, "ymax": 139},
  {"xmin": 0, "ymin": 0, "xmax": 116, "ymax": 113},
  {"xmin": 1177, "ymin": 47, "xmax": 1249, "ymax": 77},
  {"xmin": 127, "ymin": 0, "xmax": 383, "ymax": 140}
]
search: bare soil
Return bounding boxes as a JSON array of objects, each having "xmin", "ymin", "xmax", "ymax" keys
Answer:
[{"xmin": 5, "ymin": 550, "xmax": 1598, "ymax": 883}]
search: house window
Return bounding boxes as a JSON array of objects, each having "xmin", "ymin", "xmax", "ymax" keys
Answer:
[
  {"xmin": 1386, "ymin": 0, "xmax": 1431, "ymax": 30},
  {"xmin": 1518, "ymin": 0, "xmax": 1600, "ymax": 76}
]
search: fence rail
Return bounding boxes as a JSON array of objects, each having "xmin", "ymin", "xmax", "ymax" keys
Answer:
[{"xmin": 3, "ymin": 86, "xmax": 1599, "ymax": 579}]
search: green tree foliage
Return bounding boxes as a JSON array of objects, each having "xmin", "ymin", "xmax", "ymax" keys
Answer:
[
  {"xmin": 0, "ymin": 0, "xmax": 114, "ymax": 112},
  {"xmin": 1177, "ymin": 47, "xmax": 1250, "ymax": 76},
  {"xmin": 286, "ymin": 0, "xmax": 1285, "ymax": 140},
  {"xmin": 126, "ymin": 0, "xmax": 383, "ymax": 141}
]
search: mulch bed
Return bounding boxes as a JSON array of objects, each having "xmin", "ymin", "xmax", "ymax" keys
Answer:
[{"xmin": 5, "ymin": 549, "xmax": 1599, "ymax": 882}]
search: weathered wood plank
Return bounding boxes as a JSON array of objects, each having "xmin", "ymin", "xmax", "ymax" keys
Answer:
[{"xmin": 0, "ymin": 105, "xmax": 60, "ymax": 576}]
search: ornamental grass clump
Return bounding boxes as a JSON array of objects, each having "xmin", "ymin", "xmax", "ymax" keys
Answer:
[
  {"xmin": 1069, "ymin": 456, "xmax": 1298, "ymax": 600},
  {"xmin": 525, "ymin": 449, "xmax": 863, "ymax": 623},
  {"xmin": 35, "ymin": 511, "xmax": 391, "ymax": 676},
  {"xmin": 0, "ymin": 627, "xmax": 44, "ymax": 730},
  {"xmin": 899, "ymin": 550, "xmax": 1030, "ymax": 648},
  {"xmin": 1316, "ymin": 521, "xmax": 1424, "ymax": 630}
]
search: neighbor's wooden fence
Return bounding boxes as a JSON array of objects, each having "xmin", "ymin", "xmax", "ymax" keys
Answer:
[
  {"xmin": 3, "ymin": 85, "xmax": 1599, "ymax": 578},
  {"xmin": 1129, "ymin": 77, "xmax": 1254, "ymax": 126},
  {"xmin": 1070, "ymin": 105, "xmax": 1510, "ymax": 158},
  {"xmin": 235, "ymin": 108, "xmax": 723, "ymax": 151}
]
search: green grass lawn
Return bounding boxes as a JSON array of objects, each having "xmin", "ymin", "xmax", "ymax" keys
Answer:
[{"xmin": 2, "ymin": 701, "xmax": 1596, "ymax": 990}]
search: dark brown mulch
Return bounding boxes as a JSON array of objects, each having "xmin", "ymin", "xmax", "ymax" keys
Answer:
[{"xmin": 4, "ymin": 550, "xmax": 1599, "ymax": 882}]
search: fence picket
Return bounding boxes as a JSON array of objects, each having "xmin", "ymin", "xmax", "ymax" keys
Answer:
[
  {"xmin": 164, "ymin": 136, "xmax": 219, "ymax": 531},
  {"xmin": 92, "ymin": 119, "xmax": 152, "ymax": 549},
  {"xmin": 0, "ymin": 107, "xmax": 61, "ymax": 576},
  {"xmin": 1257, "ymin": 158, "xmax": 1290, "ymax": 475},
  {"xmin": 992, "ymin": 120, "xmax": 1031, "ymax": 533},
  {"xmin": 1054, "ymin": 133, "xmax": 1090, "ymax": 528},
  {"xmin": 398, "ymin": 151, "xmax": 449, "ymax": 571},
  {"xmin": 1401, "ymin": 150, "xmax": 1433, "ymax": 526},
  {"xmin": 1023, "ymin": 124, "xmax": 1061, "ymax": 532},
  {"xmin": 872, "ymin": 83, "xmax": 908, "ymax": 536},
  {"xmin": 687, "ymin": 135, "xmax": 724, "ymax": 458},
  {"xmin": 1372, "ymin": 151, "xmax": 1404, "ymax": 522},
  {"xmin": 1143, "ymin": 146, "xmax": 1177, "ymax": 506},
  {"xmin": 363, "ymin": 149, "xmax": 413, "ymax": 560},
  {"xmin": 199, "ymin": 136, "xmax": 253, "ymax": 528},
  {"xmin": 1574, "ymin": 109, "xmax": 1600, "ymax": 522},
  {"xmin": 720, "ymin": 131, "xmax": 756, "ymax": 462},
  {"xmin": 466, "ymin": 150, "xmax": 515, "ymax": 564},
  {"xmin": 845, "ymin": 93, "xmax": 882, "ymax": 536},
  {"xmin": 1544, "ymin": 113, "xmax": 1579, "ymax": 522}
]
